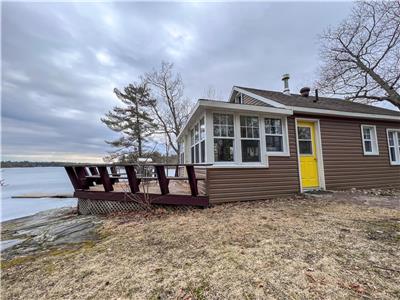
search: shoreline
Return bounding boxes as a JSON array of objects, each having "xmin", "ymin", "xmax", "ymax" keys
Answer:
[{"xmin": 1, "ymin": 207, "xmax": 102, "ymax": 260}]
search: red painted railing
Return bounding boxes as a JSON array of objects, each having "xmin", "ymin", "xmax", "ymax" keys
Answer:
[{"xmin": 64, "ymin": 163, "xmax": 210, "ymax": 207}]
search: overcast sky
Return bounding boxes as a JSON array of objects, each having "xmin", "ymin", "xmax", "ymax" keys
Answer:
[{"xmin": 2, "ymin": 1, "xmax": 358, "ymax": 162}]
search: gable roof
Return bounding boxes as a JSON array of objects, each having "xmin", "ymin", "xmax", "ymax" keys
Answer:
[{"xmin": 236, "ymin": 86, "xmax": 400, "ymax": 118}]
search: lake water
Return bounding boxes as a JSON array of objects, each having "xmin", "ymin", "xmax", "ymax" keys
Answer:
[{"xmin": 1, "ymin": 167, "xmax": 76, "ymax": 221}]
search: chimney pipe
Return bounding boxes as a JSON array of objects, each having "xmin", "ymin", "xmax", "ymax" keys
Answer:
[
  {"xmin": 314, "ymin": 89, "xmax": 319, "ymax": 103},
  {"xmin": 300, "ymin": 87, "xmax": 310, "ymax": 97},
  {"xmin": 281, "ymin": 74, "xmax": 290, "ymax": 95}
]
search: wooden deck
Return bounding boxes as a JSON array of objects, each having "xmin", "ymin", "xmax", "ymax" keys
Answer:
[{"xmin": 64, "ymin": 164, "xmax": 210, "ymax": 208}]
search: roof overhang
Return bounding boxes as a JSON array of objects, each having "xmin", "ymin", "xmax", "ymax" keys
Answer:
[
  {"xmin": 230, "ymin": 86, "xmax": 400, "ymax": 122},
  {"xmin": 177, "ymin": 100, "xmax": 293, "ymax": 141},
  {"xmin": 291, "ymin": 106, "xmax": 400, "ymax": 122}
]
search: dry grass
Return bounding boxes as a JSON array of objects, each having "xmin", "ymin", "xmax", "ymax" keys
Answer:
[{"xmin": 2, "ymin": 196, "xmax": 400, "ymax": 299}]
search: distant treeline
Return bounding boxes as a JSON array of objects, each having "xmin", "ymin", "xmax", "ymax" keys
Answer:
[
  {"xmin": 1, "ymin": 161, "xmax": 76, "ymax": 168},
  {"xmin": 1, "ymin": 154, "xmax": 178, "ymax": 168}
]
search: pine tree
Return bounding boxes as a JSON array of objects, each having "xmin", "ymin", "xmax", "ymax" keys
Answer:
[{"xmin": 101, "ymin": 83, "xmax": 158, "ymax": 160}]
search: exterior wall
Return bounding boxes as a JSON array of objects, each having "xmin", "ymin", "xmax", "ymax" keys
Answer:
[
  {"xmin": 304, "ymin": 114, "xmax": 400, "ymax": 190},
  {"xmin": 207, "ymin": 117, "xmax": 299, "ymax": 204},
  {"xmin": 195, "ymin": 167, "xmax": 207, "ymax": 195},
  {"xmin": 206, "ymin": 114, "xmax": 400, "ymax": 204}
]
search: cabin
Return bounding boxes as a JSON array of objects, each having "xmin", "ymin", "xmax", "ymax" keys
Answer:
[
  {"xmin": 64, "ymin": 75, "xmax": 400, "ymax": 214},
  {"xmin": 177, "ymin": 75, "xmax": 400, "ymax": 204}
]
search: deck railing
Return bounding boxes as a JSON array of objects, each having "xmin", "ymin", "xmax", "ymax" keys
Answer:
[{"xmin": 64, "ymin": 163, "xmax": 211, "ymax": 207}]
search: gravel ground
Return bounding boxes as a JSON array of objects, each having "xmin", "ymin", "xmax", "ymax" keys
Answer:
[{"xmin": 2, "ymin": 190, "xmax": 400, "ymax": 299}]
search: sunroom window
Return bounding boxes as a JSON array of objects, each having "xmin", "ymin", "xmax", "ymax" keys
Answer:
[
  {"xmin": 240, "ymin": 116, "xmax": 260, "ymax": 162},
  {"xmin": 387, "ymin": 129, "xmax": 400, "ymax": 165},
  {"xmin": 361, "ymin": 125, "xmax": 379, "ymax": 155},
  {"xmin": 213, "ymin": 113, "xmax": 234, "ymax": 162},
  {"xmin": 190, "ymin": 118, "xmax": 205, "ymax": 163}
]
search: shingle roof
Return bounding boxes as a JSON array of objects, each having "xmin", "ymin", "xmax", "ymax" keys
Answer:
[{"xmin": 237, "ymin": 86, "xmax": 400, "ymax": 117}]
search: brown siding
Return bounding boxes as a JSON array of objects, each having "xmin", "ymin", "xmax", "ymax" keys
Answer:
[
  {"xmin": 178, "ymin": 166, "xmax": 207, "ymax": 196},
  {"xmin": 207, "ymin": 117, "xmax": 299, "ymax": 204},
  {"xmin": 311, "ymin": 115, "xmax": 400, "ymax": 190},
  {"xmin": 195, "ymin": 167, "xmax": 207, "ymax": 195},
  {"xmin": 242, "ymin": 94, "xmax": 271, "ymax": 107},
  {"xmin": 206, "ymin": 114, "xmax": 400, "ymax": 204}
]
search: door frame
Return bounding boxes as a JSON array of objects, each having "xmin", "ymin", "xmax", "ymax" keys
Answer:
[{"xmin": 295, "ymin": 118, "xmax": 326, "ymax": 192}]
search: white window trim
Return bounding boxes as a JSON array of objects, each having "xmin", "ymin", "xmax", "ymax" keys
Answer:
[
  {"xmin": 190, "ymin": 116, "xmax": 206, "ymax": 163},
  {"xmin": 212, "ymin": 112, "xmax": 235, "ymax": 163},
  {"xmin": 208, "ymin": 110, "xmax": 291, "ymax": 167},
  {"xmin": 264, "ymin": 117, "xmax": 290, "ymax": 157},
  {"xmin": 240, "ymin": 115, "xmax": 262, "ymax": 163},
  {"xmin": 361, "ymin": 125, "xmax": 379, "ymax": 155},
  {"xmin": 386, "ymin": 128, "xmax": 400, "ymax": 166}
]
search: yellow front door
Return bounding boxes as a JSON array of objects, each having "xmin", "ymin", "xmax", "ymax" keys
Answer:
[{"xmin": 297, "ymin": 121, "xmax": 319, "ymax": 189}]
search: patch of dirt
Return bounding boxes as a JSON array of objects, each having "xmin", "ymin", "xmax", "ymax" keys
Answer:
[{"xmin": 2, "ymin": 191, "xmax": 400, "ymax": 299}]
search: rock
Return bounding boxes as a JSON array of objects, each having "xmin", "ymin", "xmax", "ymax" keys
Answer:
[{"xmin": 1, "ymin": 208, "xmax": 103, "ymax": 260}]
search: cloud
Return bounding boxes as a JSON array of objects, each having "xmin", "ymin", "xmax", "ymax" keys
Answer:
[{"xmin": 2, "ymin": 2, "xmax": 357, "ymax": 162}]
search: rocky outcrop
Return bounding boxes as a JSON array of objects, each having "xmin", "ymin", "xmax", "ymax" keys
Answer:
[{"xmin": 1, "ymin": 208, "xmax": 103, "ymax": 260}]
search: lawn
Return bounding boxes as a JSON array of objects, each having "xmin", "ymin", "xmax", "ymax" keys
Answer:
[{"xmin": 2, "ymin": 193, "xmax": 400, "ymax": 299}]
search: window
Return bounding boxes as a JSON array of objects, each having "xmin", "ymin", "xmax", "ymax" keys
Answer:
[
  {"xmin": 361, "ymin": 125, "xmax": 379, "ymax": 155},
  {"xmin": 240, "ymin": 116, "xmax": 260, "ymax": 162},
  {"xmin": 265, "ymin": 118, "xmax": 283, "ymax": 152},
  {"xmin": 235, "ymin": 93, "xmax": 242, "ymax": 104},
  {"xmin": 387, "ymin": 129, "xmax": 400, "ymax": 165},
  {"xmin": 179, "ymin": 142, "xmax": 185, "ymax": 163},
  {"xmin": 213, "ymin": 113, "xmax": 234, "ymax": 161},
  {"xmin": 265, "ymin": 117, "xmax": 289, "ymax": 155},
  {"xmin": 297, "ymin": 126, "xmax": 313, "ymax": 155},
  {"xmin": 190, "ymin": 118, "xmax": 206, "ymax": 163}
]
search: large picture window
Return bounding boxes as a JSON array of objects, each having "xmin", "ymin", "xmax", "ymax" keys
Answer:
[
  {"xmin": 361, "ymin": 125, "xmax": 379, "ymax": 155},
  {"xmin": 240, "ymin": 116, "xmax": 260, "ymax": 162},
  {"xmin": 387, "ymin": 129, "xmax": 400, "ymax": 165},
  {"xmin": 190, "ymin": 117, "xmax": 206, "ymax": 163},
  {"xmin": 213, "ymin": 113, "xmax": 234, "ymax": 161}
]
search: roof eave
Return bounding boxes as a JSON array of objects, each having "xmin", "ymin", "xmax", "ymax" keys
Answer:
[{"xmin": 292, "ymin": 106, "xmax": 400, "ymax": 121}]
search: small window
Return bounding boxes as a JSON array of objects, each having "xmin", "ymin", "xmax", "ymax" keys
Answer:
[
  {"xmin": 235, "ymin": 93, "xmax": 242, "ymax": 104},
  {"xmin": 361, "ymin": 125, "xmax": 379, "ymax": 155},
  {"xmin": 179, "ymin": 142, "xmax": 185, "ymax": 163},
  {"xmin": 213, "ymin": 113, "xmax": 234, "ymax": 162},
  {"xmin": 297, "ymin": 126, "xmax": 313, "ymax": 155},
  {"xmin": 387, "ymin": 129, "xmax": 400, "ymax": 165},
  {"xmin": 265, "ymin": 118, "xmax": 283, "ymax": 152},
  {"xmin": 190, "ymin": 117, "xmax": 206, "ymax": 163},
  {"xmin": 265, "ymin": 117, "xmax": 289, "ymax": 155}
]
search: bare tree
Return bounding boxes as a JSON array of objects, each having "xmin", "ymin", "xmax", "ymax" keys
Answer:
[
  {"xmin": 316, "ymin": 1, "xmax": 400, "ymax": 109},
  {"xmin": 143, "ymin": 62, "xmax": 192, "ymax": 155}
]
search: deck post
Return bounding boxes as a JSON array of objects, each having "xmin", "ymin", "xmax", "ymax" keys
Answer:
[
  {"xmin": 125, "ymin": 166, "xmax": 141, "ymax": 193},
  {"xmin": 110, "ymin": 166, "xmax": 119, "ymax": 183},
  {"xmin": 75, "ymin": 166, "xmax": 90, "ymax": 189},
  {"xmin": 88, "ymin": 167, "xmax": 99, "ymax": 175},
  {"xmin": 186, "ymin": 165, "xmax": 198, "ymax": 196},
  {"xmin": 98, "ymin": 166, "xmax": 114, "ymax": 192},
  {"xmin": 155, "ymin": 165, "xmax": 169, "ymax": 195},
  {"xmin": 64, "ymin": 166, "xmax": 84, "ymax": 190}
]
